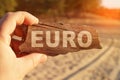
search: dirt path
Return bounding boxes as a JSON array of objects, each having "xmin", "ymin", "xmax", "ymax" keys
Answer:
[{"xmin": 24, "ymin": 18, "xmax": 120, "ymax": 80}]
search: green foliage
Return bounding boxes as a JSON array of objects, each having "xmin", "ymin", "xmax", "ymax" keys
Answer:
[
  {"xmin": 66, "ymin": 0, "xmax": 101, "ymax": 11},
  {"xmin": 0, "ymin": 0, "xmax": 101, "ymax": 16},
  {"xmin": 0, "ymin": 0, "xmax": 17, "ymax": 16},
  {"xmin": 16, "ymin": 0, "xmax": 101, "ymax": 16}
]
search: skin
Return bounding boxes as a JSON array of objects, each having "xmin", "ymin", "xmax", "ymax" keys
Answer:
[{"xmin": 0, "ymin": 11, "xmax": 47, "ymax": 80}]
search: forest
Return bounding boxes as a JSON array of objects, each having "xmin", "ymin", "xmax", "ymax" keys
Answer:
[
  {"xmin": 0, "ymin": 0, "xmax": 101, "ymax": 16},
  {"xmin": 0, "ymin": 0, "xmax": 120, "ymax": 19}
]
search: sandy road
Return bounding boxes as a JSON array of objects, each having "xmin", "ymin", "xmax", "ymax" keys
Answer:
[
  {"xmin": 65, "ymin": 38, "xmax": 120, "ymax": 80},
  {"xmin": 24, "ymin": 27, "xmax": 120, "ymax": 80},
  {"xmin": 23, "ymin": 17, "xmax": 120, "ymax": 80}
]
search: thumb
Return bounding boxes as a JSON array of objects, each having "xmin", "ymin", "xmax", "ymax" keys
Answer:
[{"xmin": 19, "ymin": 53, "xmax": 47, "ymax": 74}]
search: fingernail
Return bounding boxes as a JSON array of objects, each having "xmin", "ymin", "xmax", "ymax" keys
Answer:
[
  {"xmin": 39, "ymin": 54, "xmax": 47, "ymax": 63},
  {"xmin": 36, "ymin": 18, "xmax": 39, "ymax": 23}
]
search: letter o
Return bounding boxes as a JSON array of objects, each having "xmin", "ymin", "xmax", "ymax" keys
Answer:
[{"xmin": 77, "ymin": 31, "xmax": 92, "ymax": 48}]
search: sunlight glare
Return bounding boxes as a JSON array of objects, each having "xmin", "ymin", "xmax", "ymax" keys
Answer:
[{"xmin": 102, "ymin": 0, "xmax": 120, "ymax": 9}]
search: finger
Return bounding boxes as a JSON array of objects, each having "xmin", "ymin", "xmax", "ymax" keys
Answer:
[
  {"xmin": 19, "ymin": 53, "xmax": 47, "ymax": 74},
  {"xmin": 0, "ymin": 11, "xmax": 39, "ymax": 45}
]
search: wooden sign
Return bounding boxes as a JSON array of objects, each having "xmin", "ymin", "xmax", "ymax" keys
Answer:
[{"xmin": 11, "ymin": 22, "xmax": 101, "ymax": 56}]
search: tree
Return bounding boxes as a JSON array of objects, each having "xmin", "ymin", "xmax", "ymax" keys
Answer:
[
  {"xmin": 0, "ymin": 0, "xmax": 17, "ymax": 16},
  {"xmin": 16, "ymin": 0, "xmax": 101, "ymax": 16},
  {"xmin": 65, "ymin": 0, "xmax": 101, "ymax": 12}
]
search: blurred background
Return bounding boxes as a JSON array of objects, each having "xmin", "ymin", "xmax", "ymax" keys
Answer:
[
  {"xmin": 1, "ymin": 0, "xmax": 120, "ymax": 80},
  {"xmin": 0, "ymin": 0, "xmax": 120, "ymax": 19}
]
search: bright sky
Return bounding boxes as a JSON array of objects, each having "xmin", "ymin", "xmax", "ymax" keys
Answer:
[{"xmin": 102, "ymin": 0, "xmax": 120, "ymax": 9}]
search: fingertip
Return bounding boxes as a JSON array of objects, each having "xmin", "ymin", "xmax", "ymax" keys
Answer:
[
  {"xmin": 33, "ymin": 53, "xmax": 47, "ymax": 63},
  {"xmin": 15, "ymin": 11, "xmax": 39, "ymax": 25},
  {"xmin": 27, "ymin": 13, "xmax": 39, "ymax": 25},
  {"xmin": 35, "ymin": 18, "xmax": 39, "ymax": 24},
  {"xmin": 40, "ymin": 54, "xmax": 47, "ymax": 63},
  {"xmin": 18, "ymin": 53, "xmax": 47, "ymax": 75},
  {"xmin": 30, "ymin": 14, "xmax": 39, "ymax": 24},
  {"xmin": 38, "ymin": 54, "xmax": 47, "ymax": 63},
  {"xmin": 24, "ymin": 14, "xmax": 39, "ymax": 25}
]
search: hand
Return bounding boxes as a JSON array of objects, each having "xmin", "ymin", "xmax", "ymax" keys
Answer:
[{"xmin": 0, "ymin": 11, "xmax": 47, "ymax": 80}]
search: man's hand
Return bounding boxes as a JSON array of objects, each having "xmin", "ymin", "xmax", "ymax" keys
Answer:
[{"xmin": 0, "ymin": 11, "xmax": 47, "ymax": 80}]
